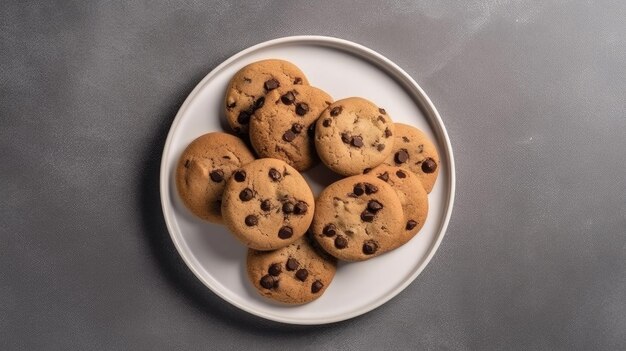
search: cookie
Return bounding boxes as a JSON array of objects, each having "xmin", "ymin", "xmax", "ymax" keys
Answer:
[
  {"xmin": 382, "ymin": 123, "xmax": 440, "ymax": 193},
  {"xmin": 315, "ymin": 97, "xmax": 395, "ymax": 176},
  {"xmin": 175, "ymin": 132, "xmax": 255, "ymax": 223},
  {"xmin": 311, "ymin": 175, "xmax": 404, "ymax": 261},
  {"xmin": 221, "ymin": 158, "xmax": 315, "ymax": 250},
  {"xmin": 249, "ymin": 85, "xmax": 333, "ymax": 171},
  {"xmin": 367, "ymin": 165, "xmax": 428, "ymax": 246},
  {"xmin": 224, "ymin": 59, "xmax": 309, "ymax": 134},
  {"xmin": 247, "ymin": 235, "xmax": 337, "ymax": 304}
]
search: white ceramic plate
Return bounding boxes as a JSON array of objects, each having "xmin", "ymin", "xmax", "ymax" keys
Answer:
[{"xmin": 160, "ymin": 36, "xmax": 455, "ymax": 325}]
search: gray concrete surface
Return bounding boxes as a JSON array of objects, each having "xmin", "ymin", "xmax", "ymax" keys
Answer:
[{"xmin": 1, "ymin": 1, "xmax": 625, "ymax": 350}]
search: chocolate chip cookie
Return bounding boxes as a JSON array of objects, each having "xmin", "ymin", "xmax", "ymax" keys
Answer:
[
  {"xmin": 247, "ymin": 234, "xmax": 337, "ymax": 304},
  {"xmin": 367, "ymin": 165, "xmax": 428, "ymax": 246},
  {"xmin": 249, "ymin": 85, "xmax": 333, "ymax": 171},
  {"xmin": 315, "ymin": 97, "xmax": 395, "ymax": 176},
  {"xmin": 221, "ymin": 158, "xmax": 315, "ymax": 250},
  {"xmin": 382, "ymin": 123, "xmax": 440, "ymax": 193},
  {"xmin": 224, "ymin": 59, "xmax": 309, "ymax": 135},
  {"xmin": 175, "ymin": 132, "xmax": 255, "ymax": 223},
  {"xmin": 311, "ymin": 175, "xmax": 404, "ymax": 261}
]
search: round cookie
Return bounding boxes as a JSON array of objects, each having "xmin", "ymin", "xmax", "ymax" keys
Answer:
[
  {"xmin": 224, "ymin": 59, "xmax": 309, "ymax": 135},
  {"xmin": 221, "ymin": 158, "xmax": 315, "ymax": 250},
  {"xmin": 247, "ymin": 235, "xmax": 337, "ymax": 304},
  {"xmin": 311, "ymin": 175, "xmax": 404, "ymax": 261},
  {"xmin": 249, "ymin": 85, "xmax": 333, "ymax": 171},
  {"xmin": 176, "ymin": 132, "xmax": 255, "ymax": 223},
  {"xmin": 382, "ymin": 123, "xmax": 440, "ymax": 193},
  {"xmin": 367, "ymin": 165, "xmax": 429, "ymax": 247},
  {"xmin": 315, "ymin": 97, "xmax": 395, "ymax": 176}
]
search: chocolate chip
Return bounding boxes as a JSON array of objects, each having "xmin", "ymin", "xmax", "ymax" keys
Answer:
[
  {"xmin": 286, "ymin": 258, "xmax": 299, "ymax": 271},
  {"xmin": 363, "ymin": 168, "xmax": 371, "ymax": 174},
  {"xmin": 351, "ymin": 136, "xmax": 363, "ymax": 148},
  {"xmin": 347, "ymin": 193, "xmax": 358, "ymax": 198},
  {"xmin": 311, "ymin": 280, "xmax": 324, "ymax": 293},
  {"xmin": 330, "ymin": 106, "xmax": 343, "ymax": 116},
  {"xmin": 233, "ymin": 170, "xmax": 246, "ymax": 182},
  {"xmin": 422, "ymin": 158, "xmax": 437, "ymax": 173},
  {"xmin": 307, "ymin": 123, "xmax": 315, "ymax": 137},
  {"xmin": 222, "ymin": 156, "xmax": 231, "ymax": 160},
  {"xmin": 278, "ymin": 226, "xmax": 293, "ymax": 239},
  {"xmin": 353, "ymin": 183, "xmax": 365, "ymax": 196},
  {"xmin": 293, "ymin": 201, "xmax": 308, "ymax": 215},
  {"xmin": 334, "ymin": 235, "xmax": 348, "ymax": 249},
  {"xmin": 322, "ymin": 118, "xmax": 332, "ymax": 127},
  {"xmin": 295, "ymin": 269, "xmax": 309, "ymax": 281},
  {"xmin": 295, "ymin": 102, "xmax": 309, "ymax": 116},
  {"xmin": 341, "ymin": 133, "xmax": 351, "ymax": 144},
  {"xmin": 364, "ymin": 183, "xmax": 378, "ymax": 194},
  {"xmin": 268, "ymin": 168, "xmax": 281, "ymax": 181},
  {"xmin": 360, "ymin": 210, "xmax": 375, "ymax": 222},
  {"xmin": 379, "ymin": 108, "xmax": 386, "ymax": 115},
  {"xmin": 376, "ymin": 144, "xmax": 385, "ymax": 151},
  {"xmin": 282, "ymin": 202, "xmax": 294, "ymax": 214},
  {"xmin": 184, "ymin": 159, "xmax": 190, "ymax": 168},
  {"xmin": 291, "ymin": 123, "xmax": 303, "ymax": 134},
  {"xmin": 245, "ymin": 215, "xmax": 258, "ymax": 226},
  {"xmin": 384, "ymin": 128, "xmax": 392, "ymax": 138},
  {"xmin": 363, "ymin": 240, "xmax": 378, "ymax": 255},
  {"xmin": 239, "ymin": 188, "xmax": 253, "ymax": 201},
  {"xmin": 227, "ymin": 100, "xmax": 236, "ymax": 108},
  {"xmin": 394, "ymin": 149, "xmax": 409, "ymax": 164},
  {"xmin": 264, "ymin": 79, "xmax": 279, "ymax": 91},
  {"xmin": 261, "ymin": 199, "xmax": 272, "ymax": 212},
  {"xmin": 293, "ymin": 77, "xmax": 303, "ymax": 84},
  {"xmin": 260, "ymin": 275, "xmax": 275, "ymax": 289},
  {"xmin": 406, "ymin": 220, "xmax": 417, "ymax": 230},
  {"xmin": 254, "ymin": 97, "xmax": 265, "ymax": 109},
  {"xmin": 377, "ymin": 172, "xmax": 389, "ymax": 182},
  {"xmin": 377, "ymin": 115, "xmax": 386, "ymax": 122},
  {"xmin": 268, "ymin": 263, "xmax": 282, "ymax": 276},
  {"xmin": 281, "ymin": 91, "xmax": 295, "ymax": 105},
  {"xmin": 402, "ymin": 136, "xmax": 410, "ymax": 143},
  {"xmin": 282, "ymin": 130, "xmax": 296, "ymax": 142},
  {"xmin": 208, "ymin": 169, "xmax": 223, "ymax": 183},
  {"xmin": 323, "ymin": 224, "xmax": 337, "ymax": 237},
  {"xmin": 367, "ymin": 200, "xmax": 383, "ymax": 213},
  {"xmin": 237, "ymin": 111, "xmax": 250, "ymax": 124},
  {"xmin": 396, "ymin": 170, "xmax": 407, "ymax": 178}
]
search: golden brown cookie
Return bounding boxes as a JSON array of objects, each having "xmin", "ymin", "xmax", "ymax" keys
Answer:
[
  {"xmin": 311, "ymin": 175, "xmax": 404, "ymax": 261},
  {"xmin": 224, "ymin": 59, "xmax": 309, "ymax": 134},
  {"xmin": 367, "ymin": 165, "xmax": 428, "ymax": 247},
  {"xmin": 382, "ymin": 123, "xmax": 440, "ymax": 193},
  {"xmin": 249, "ymin": 85, "xmax": 332, "ymax": 171},
  {"xmin": 247, "ymin": 235, "xmax": 337, "ymax": 304},
  {"xmin": 314, "ymin": 97, "xmax": 395, "ymax": 176},
  {"xmin": 221, "ymin": 158, "xmax": 315, "ymax": 250},
  {"xmin": 175, "ymin": 132, "xmax": 255, "ymax": 223}
]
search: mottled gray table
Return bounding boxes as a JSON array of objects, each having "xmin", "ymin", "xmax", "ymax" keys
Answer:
[{"xmin": 2, "ymin": 1, "xmax": 625, "ymax": 350}]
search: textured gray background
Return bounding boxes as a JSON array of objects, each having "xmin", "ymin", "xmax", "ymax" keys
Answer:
[{"xmin": 1, "ymin": 1, "xmax": 625, "ymax": 350}]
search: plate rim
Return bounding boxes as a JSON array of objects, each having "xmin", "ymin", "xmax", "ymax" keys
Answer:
[{"xmin": 159, "ymin": 35, "xmax": 456, "ymax": 325}]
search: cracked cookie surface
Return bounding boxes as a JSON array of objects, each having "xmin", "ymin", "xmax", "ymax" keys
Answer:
[
  {"xmin": 247, "ymin": 235, "xmax": 337, "ymax": 304},
  {"xmin": 249, "ymin": 85, "xmax": 332, "ymax": 171},
  {"xmin": 314, "ymin": 97, "xmax": 395, "ymax": 176},
  {"xmin": 224, "ymin": 59, "xmax": 309, "ymax": 135},
  {"xmin": 367, "ymin": 165, "xmax": 428, "ymax": 246},
  {"xmin": 382, "ymin": 123, "xmax": 440, "ymax": 193},
  {"xmin": 311, "ymin": 175, "xmax": 404, "ymax": 261},
  {"xmin": 222, "ymin": 158, "xmax": 315, "ymax": 250},
  {"xmin": 175, "ymin": 132, "xmax": 255, "ymax": 223}
]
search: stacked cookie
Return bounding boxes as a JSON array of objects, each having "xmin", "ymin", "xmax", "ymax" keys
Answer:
[{"xmin": 176, "ymin": 59, "xmax": 440, "ymax": 304}]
